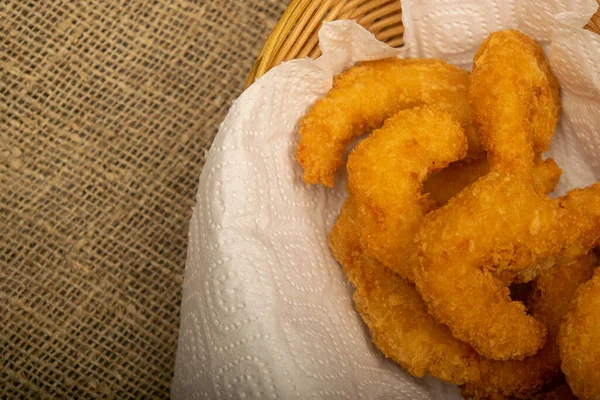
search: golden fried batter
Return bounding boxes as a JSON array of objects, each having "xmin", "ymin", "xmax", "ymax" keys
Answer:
[
  {"xmin": 462, "ymin": 253, "xmax": 597, "ymax": 399},
  {"xmin": 330, "ymin": 197, "xmax": 597, "ymax": 397},
  {"xmin": 559, "ymin": 268, "xmax": 600, "ymax": 400},
  {"xmin": 469, "ymin": 30, "xmax": 560, "ymax": 178},
  {"xmin": 297, "ymin": 58, "xmax": 482, "ymax": 187},
  {"xmin": 409, "ymin": 30, "xmax": 584, "ymax": 362},
  {"xmin": 423, "ymin": 157, "xmax": 561, "ymax": 206},
  {"xmin": 307, "ymin": 28, "xmax": 597, "ymax": 396},
  {"xmin": 347, "ymin": 106, "xmax": 467, "ymax": 280},
  {"xmin": 328, "ymin": 198, "xmax": 481, "ymax": 384},
  {"xmin": 413, "ymin": 174, "xmax": 600, "ymax": 361}
]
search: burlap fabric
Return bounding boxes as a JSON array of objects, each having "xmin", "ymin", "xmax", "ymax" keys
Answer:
[{"xmin": 1, "ymin": 1, "xmax": 287, "ymax": 397}]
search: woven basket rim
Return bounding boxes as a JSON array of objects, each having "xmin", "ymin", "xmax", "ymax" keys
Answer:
[{"xmin": 246, "ymin": 0, "xmax": 600, "ymax": 87}]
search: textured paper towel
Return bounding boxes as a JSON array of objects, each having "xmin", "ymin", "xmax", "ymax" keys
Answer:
[{"xmin": 173, "ymin": 0, "xmax": 600, "ymax": 398}]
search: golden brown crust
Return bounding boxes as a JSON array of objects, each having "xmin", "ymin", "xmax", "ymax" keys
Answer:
[
  {"xmin": 330, "ymin": 197, "xmax": 597, "ymax": 398},
  {"xmin": 318, "ymin": 28, "xmax": 597, "ymax": 397},
  {"xmin": 328, "ymin": 198, "xmax": 481, "ymax": 384},
  {"xmin": 559, "ymin": 269, "xmax": 600, "ymax": 400},
  {"xmin": 423, "ymin": 157, "xmax": 562, "ymax": 207},
  {"xmin": 347, "ymin": 106, "xmax": 467, "ymax": 280},
  {"xmin": 462, "ymin": 254, "xmax": 596, "ymax": 399},
  {"xmin": 297, "ymin": 58, "xmax": 482, "ymax": 187},
  {"xmin": 410, "ymin": 30, "xmax": 587, "ymax": 362},
  {"xmin": 413, "ymin": 174, "xmax": 600, "ymax": 361},
  {"xmin": 469, "ymin": 30, "xmax": 560, "ymax": 178}
]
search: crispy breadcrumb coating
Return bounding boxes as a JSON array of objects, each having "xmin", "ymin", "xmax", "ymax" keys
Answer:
[
  {"xmin": 424, "ymin": 157, "xmax": 561, "ymax": 206},
  {"xmin": 469, "ymin": 30, "xmax": 560, "ymax": 178},
  {"xmin": 328, "ymin": 198, "xmax": 481, "ymax": 384},
  {"xmin": 297, "ymin": 58, "xmax": 482, "ymax": 187},
  {"xmin": 413, "ymin": 174, "xmax": 600, "ymax": 361},
  {"xmin": 347, "ymin": 106, "xmax": 467, "ymax": 280},
  {"xmin": 559, "ymin": 268, "xmax": 600, "ymax": 400},
  {"xmin": 462, "ymin": 253, "xmax": 596, "ymax": 399}
]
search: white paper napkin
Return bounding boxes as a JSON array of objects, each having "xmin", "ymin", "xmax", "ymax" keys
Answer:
[{"xmin": 172, "ymin": 1, "xmax": 600, "ymax": 398}]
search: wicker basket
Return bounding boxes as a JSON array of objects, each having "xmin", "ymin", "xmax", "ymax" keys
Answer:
[{"xmin": 246, "ymin": 0, "xmax": 600, "ymax": 87}]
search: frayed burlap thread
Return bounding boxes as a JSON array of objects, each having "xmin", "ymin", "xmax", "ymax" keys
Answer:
[{"xmin": 1, "ymin": 1, "xmax": 286, "ymax": 398}]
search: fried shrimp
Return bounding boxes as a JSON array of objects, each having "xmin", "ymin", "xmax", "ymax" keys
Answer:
[
  {"xmin": 328, "ymin": 198, "xmax": 481, "ymax": 384},
  {"xmin": 347, "ymin": 106, "xmax": 467, "ymax": 280},
  {"xmin": 297, "ymin": 58, "xmax": 482, "ymax": 187},
  {"xmin": 411, "ymin": 30, "xmax": 580, "ymax": 361},
  {"xmin": 330, "ymin": 196, "xmax": 598, "ymax": 396},
  {"xmin": 301, "ymin": 27, "xmax": 597, "ymax": 393},
  {"xmin": 423, "ymin": 157, "xmax": 561, "ymax": 206},
  {"xmin": 462, "ymin": 253, "xmax": 597, "ymax": 399},
  {"xmin": 413, "ymin": 175, "xmax": 600, "ymax": 361},
  {"xmin": 469, "ymin": 30, "xmax": 560, "ymax": 178},
  {"xmin": 330, "ymin": 196, "xmax": 597, "ymax": 397},
  {"xmin": 559, "ymin": 268, "xmax": 600, "ymax": 400}
]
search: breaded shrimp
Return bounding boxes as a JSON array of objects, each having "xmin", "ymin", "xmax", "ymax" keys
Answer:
[
  {"xmin": 559, "ymin": 268, "xmax": 600, "ymax": 400},
  {"xmin": 329, "ymin": 197, "xmax": 596, "ymax": 398},
  {"xmin": 412, "ymin": 30, "xmax": 588, "ymax": 362},
  {"xmin": 347, "ymin": 106, "xmax": 467, "ymax": 281},
  {"xmin": 462, "ymin": 253, "xmax": 597, "ymax": 399},
  {"xmin": 328, "ymin": 198, "xmax": 481, "ymax": 384},
  {"xmin": 469, "ymin": 30, "xmax": 560, "ymax": 178},
  {"xmin": 330, "ymin": 196, "xmax": 597, "ymax": 395},
  {"xmin": 413, "ymin": 174, "xmax": 600, "ymax": 361},
  {"xmin": 297, "ymin": 58, "xmax": 482, "ymax": 187}
]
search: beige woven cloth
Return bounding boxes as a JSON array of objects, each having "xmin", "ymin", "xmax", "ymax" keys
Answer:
[{"xmin": 1, "ymin": 1, "xmax": 286, "ymax": 397}]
